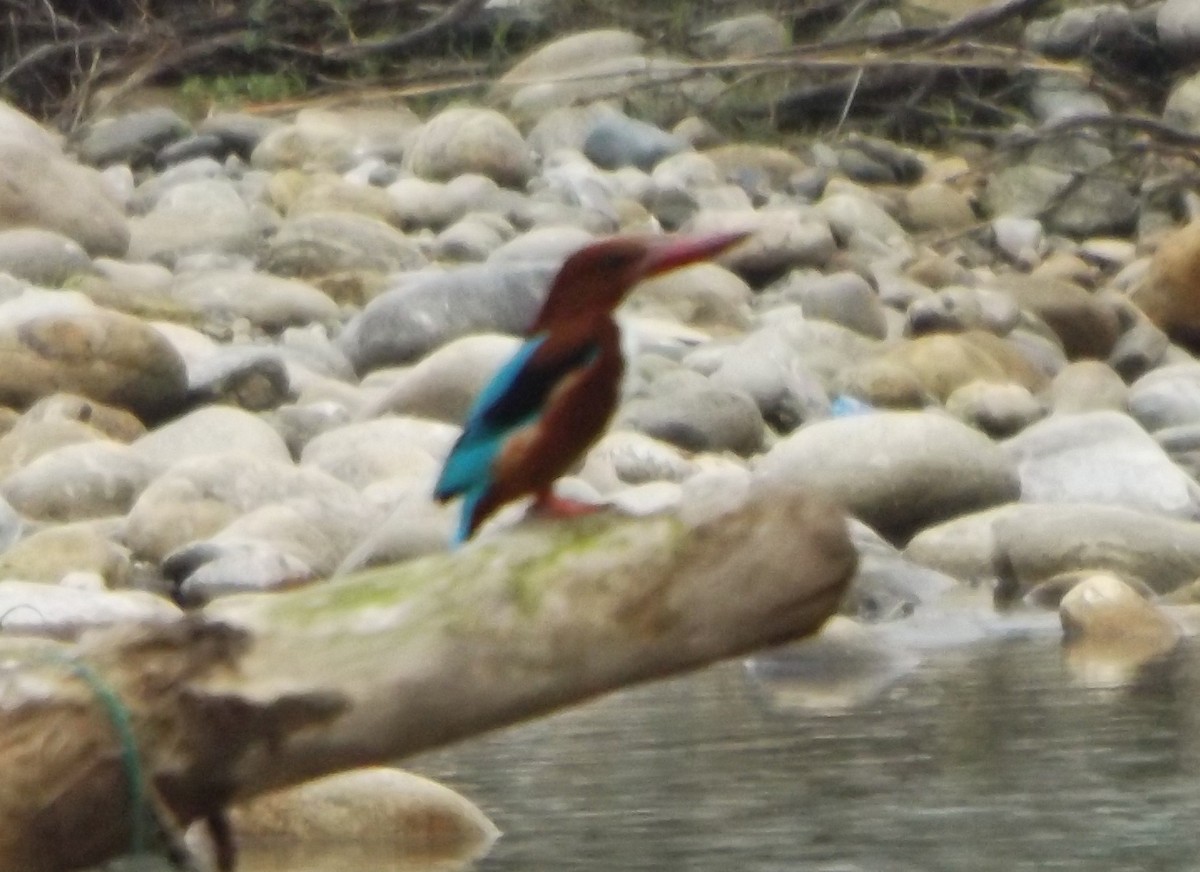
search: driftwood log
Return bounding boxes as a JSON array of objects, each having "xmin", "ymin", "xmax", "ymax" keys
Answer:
[{"xmin": 0, "ymin": 485, "xmax": 856, "ymax": 872}]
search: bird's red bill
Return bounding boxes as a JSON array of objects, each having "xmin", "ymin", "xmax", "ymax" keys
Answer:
[{"xmin": 638, "ymin": 229, "xmax": 751, "ymax": 278}]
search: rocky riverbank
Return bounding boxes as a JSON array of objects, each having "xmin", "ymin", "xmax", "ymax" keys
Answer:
[{"xmin": 3, "ymin": 9, "xmax": 1200, "ymax": 677}]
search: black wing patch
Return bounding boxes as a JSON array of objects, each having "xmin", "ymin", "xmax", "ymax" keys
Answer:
[{"xmin": 480, "ymin": 340, "xmax": 599, "ymax": 432}]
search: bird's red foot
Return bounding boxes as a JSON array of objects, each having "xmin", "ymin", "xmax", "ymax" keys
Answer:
[{"xmin": 530, "ymin": 491, "xmax": 603, "ymax": 519}]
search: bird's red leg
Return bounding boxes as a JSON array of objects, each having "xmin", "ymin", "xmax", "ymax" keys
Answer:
[{"xmin": 530, "ymin": 489, "xmax": 603, "ymax": 519}]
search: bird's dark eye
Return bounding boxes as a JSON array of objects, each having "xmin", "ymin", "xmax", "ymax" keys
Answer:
[{"xmin": 598, "ymin": 252, "xmax": 629, "ymax": 271}]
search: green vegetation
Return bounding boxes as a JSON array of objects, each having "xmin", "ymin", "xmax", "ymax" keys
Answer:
[{"xmin": 178, "ymin": 70, "xmax": 307, "ymax": 113}]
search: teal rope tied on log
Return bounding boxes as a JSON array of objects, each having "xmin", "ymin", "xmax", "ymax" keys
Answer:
[{"xmin": 37, "ymin": 652, "xmax": 153, "ymax": 855}]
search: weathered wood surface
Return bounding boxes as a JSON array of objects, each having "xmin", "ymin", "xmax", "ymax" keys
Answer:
[{"xmin": 0, "ymin": 485, "xmax": 856, "ymax": 872}]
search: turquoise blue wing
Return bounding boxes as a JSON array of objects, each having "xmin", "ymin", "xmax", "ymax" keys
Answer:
[
  {"xmin": 434, "ymin": 333, "xmax": 599, "ymax": 502},
  {"xmin": 434, "ymin": 335, "xmax": 548, "ymax": 502}
]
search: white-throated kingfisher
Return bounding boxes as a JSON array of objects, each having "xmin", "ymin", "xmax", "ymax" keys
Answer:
[{"xmin": 434, "ymin": 230, "xmax": 749, "ymax": 544}]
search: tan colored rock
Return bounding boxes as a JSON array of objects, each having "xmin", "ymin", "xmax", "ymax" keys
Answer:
[
  {"xmin": 841, "ymin": 357, "xmax": 931, "ymax": 408},
  {"xmin": 993, "ymin": 274, "xmax": 1120, "ymax": 359},
  {"xmin": 1131, "ymin": 219, "xmax": 1200, "ymax": 346},
  {"xmin": 221, "ymin": 768, "xmax": 499, "ymax": 857},
  {"xmin": 703, "ymin": 143, "xmax": 808, "ymax": 189},
  {"xmin": 1, "ymin": 439, "xmax": 155, "ymax": 522},
  {"xmin": 1060, "ymin": 572, "xmax": 1181, "ymax": 686},
  {"xmin": 251, "ymin": 106, "xmax": 422, "ymax": 172},
  {"xmin": 865, "ymin": 330, "xmax": 1047, "ymax": 402},
  {"xmin": 275, "ymin": 171, "xmax": 402, "ymax": 225},
  {"xmin": 0, "ymin": 138, "xmax": 129, "ymax": 257},
  {"xmin": 406, "ymin": 107, "xmax": 534, "ymax": 188},
  {"xmin": 0, "ymin": 522, "xmax": 130, "ymax": 586},
  {"xmin": 628, "ymin": 262, "xmax": 752, "ymax": 331},
  {"xmin": 0, "ymin": 301, "xmax": 187, "ymax": 422},
  {"xmin": 900, "ymin": 182, "xmax": 976, "ymax": 232},
  {"xmin": 0, "ymin": 417, "xmax": 106, "ymax": 478},
  {"xmin": 23, "ymin": 393, "xmax": 146, "ymax": 442}
]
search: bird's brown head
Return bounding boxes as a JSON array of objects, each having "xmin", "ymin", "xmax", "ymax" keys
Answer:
[{"xmin": 530, "ymin": 230, "xmax": 750, "ymax": 333}]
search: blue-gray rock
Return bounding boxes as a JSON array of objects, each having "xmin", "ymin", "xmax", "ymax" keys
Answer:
[
  {"xmin": 985, "ymin": 163, "xmax": 1137, "ymax": 238},
  {"xmin": 583, "ymin": 112, "xmax": 687, "ymax": 171},
  {"xmin": 128, "ymin": 178, "xmax": 271, "ymax": 265},
  {"xmin": 339, "ymin": 262, "xmax": 554, "ymax": 372},
  {"xmin": 1004, "ymin": 410, "xmax": 1200, "ymax": 517},
  {"xmin": 754, "ymin": 411, "xmax": 1020, "ymax": 541},
  {"xmin": 906, "ymin": 502, "xmax": 1200, "ymax": 594},
  {"xmin": 527, "ymin": 104, "xmax": 619, "ymax": 157},
  {"xmin": 74, "ymin": 107, "xmax": 191, "ymax": 167},
  {"xmin": 767, "ymin": 270, "xmax": 888, "ymax": 339},
  {"xmin": 619, "ymin": 383, "xmax": 765, "ymax": 456},
  {"xmin": 0, "ymin": 228, "xmax": 91, "ymax": 286},
  {"xmin": 705, "ymin": 334, "xmax": 832, "ymax": 433},
  {"xmin": 1128, "ymin": 362, "xmax": 1200, "ymax": 431}
]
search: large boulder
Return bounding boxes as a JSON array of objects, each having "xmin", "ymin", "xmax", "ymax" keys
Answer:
[
  {"xmin": 905, "ymin": 502, "xmax": 1200, "ymax": 594},
  {"xmin": 1003, "ymin": 410, "xmax": 1200, "ymax": 518},
  {"xmin": 754, "ymin": 410, "xmax": 1020, "ymax": 541}
]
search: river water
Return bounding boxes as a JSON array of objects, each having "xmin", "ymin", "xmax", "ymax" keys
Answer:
[{"xmin": 409, "ymin": 613, "xmax": 1200, "ymax": 872}]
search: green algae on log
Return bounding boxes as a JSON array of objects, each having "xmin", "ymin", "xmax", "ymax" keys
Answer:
[{"xmin": 0, "ymin": 484, "xmax": 855, "ymax": 872}]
